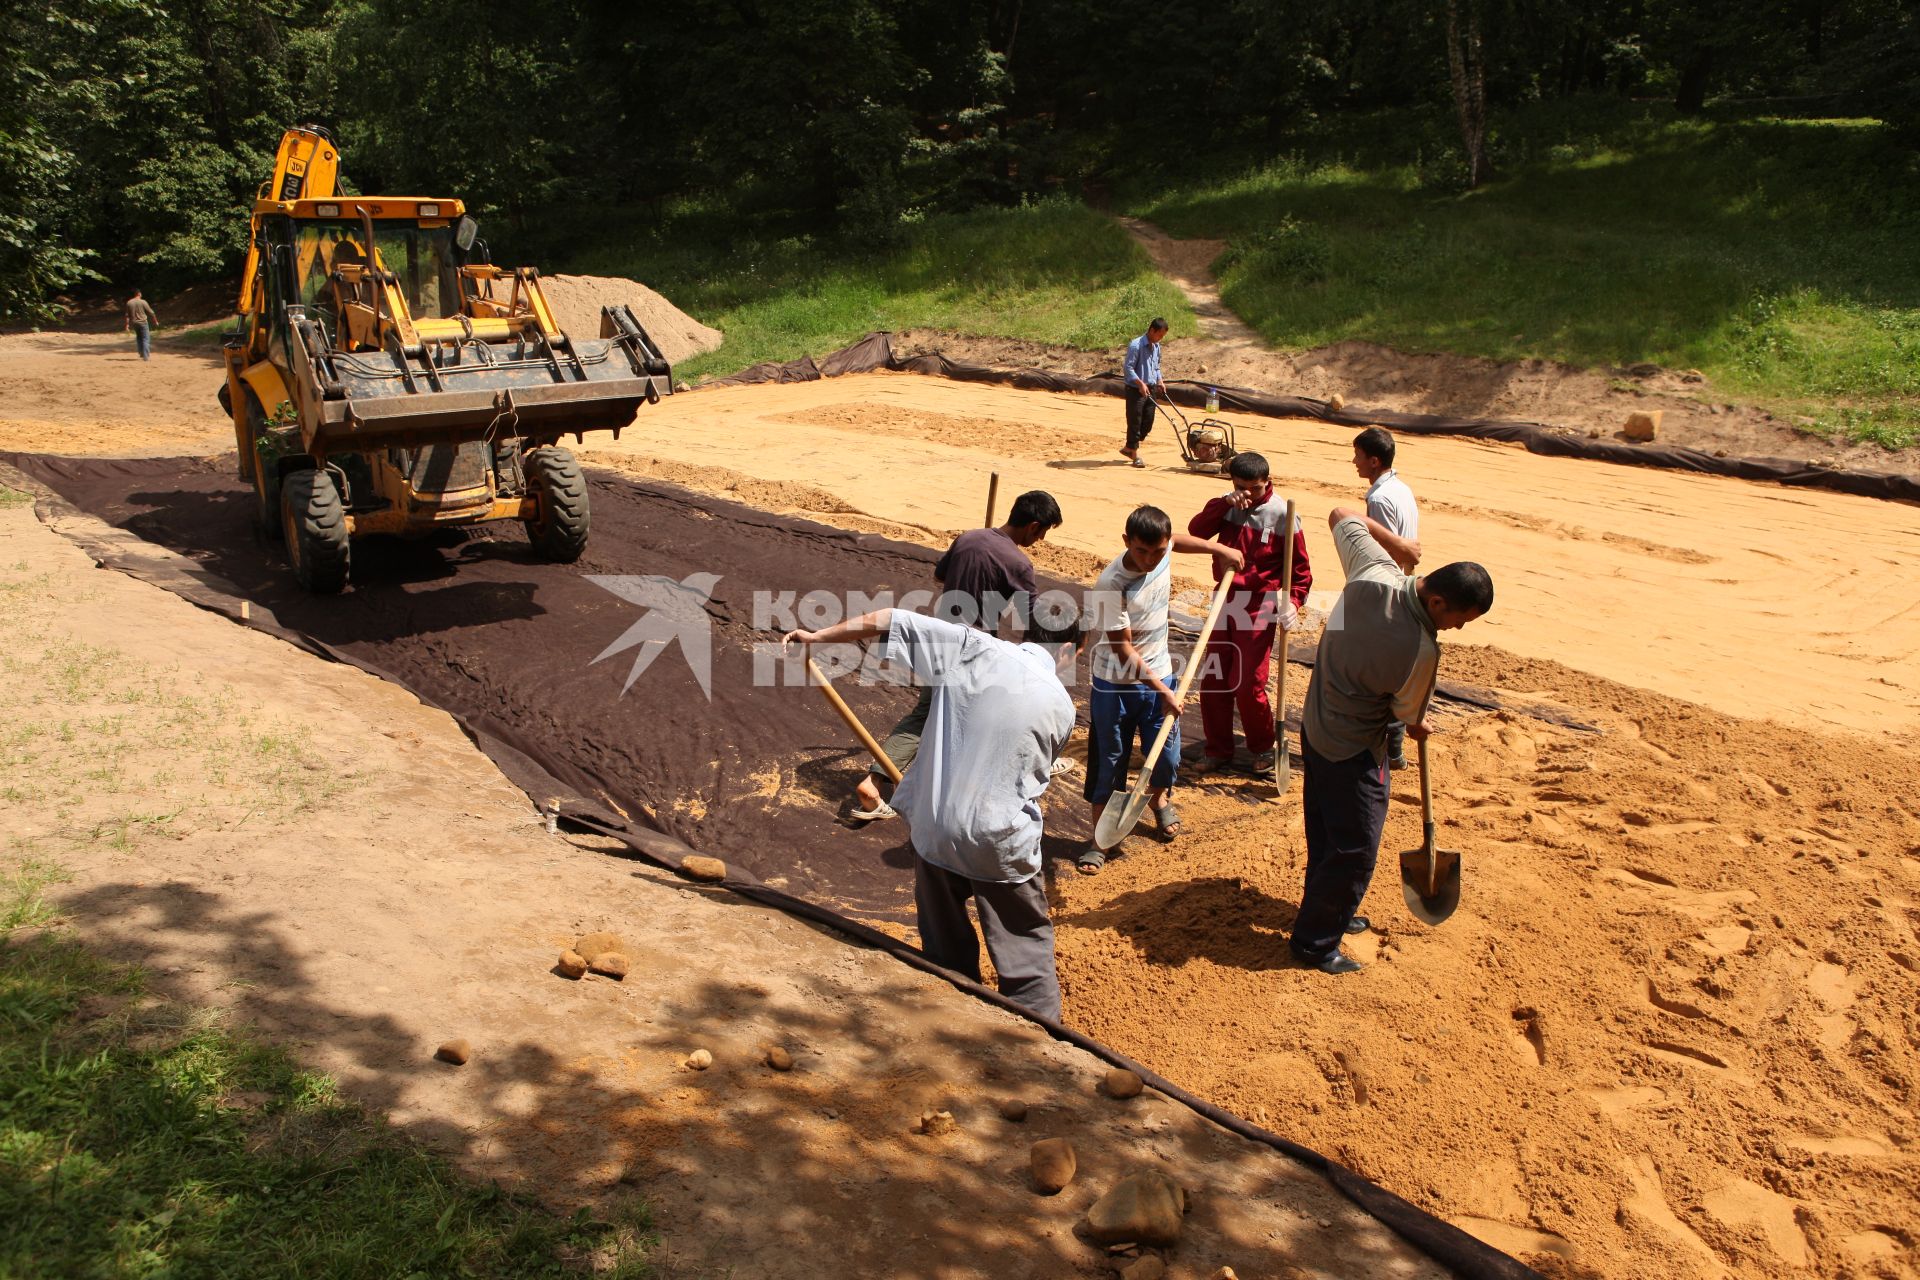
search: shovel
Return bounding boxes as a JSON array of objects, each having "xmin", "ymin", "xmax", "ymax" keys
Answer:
[
  {"xmin": 1271, "ymin": 498, "xmax": 1297, "ymax": 797},
  {"xmin": 1093, "ymin": 573, "xmax": 1235, "ymax": 850},
  {"xmin": 1399, "ymin": 737, "xmax": 1461, "ymax": 924}
]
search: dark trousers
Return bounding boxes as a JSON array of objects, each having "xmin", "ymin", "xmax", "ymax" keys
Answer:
[
  {"xmin": 1290, "ymin": 729, "xmax": 1389, "ymax": 964},
  {"xmin": 914, "ymin": 857, "xmax": 1061, "ymax": 1020},
  {"xmin": 1124, "ymin": 387, "xmax": 1157, "ymax": 449},
  {"xmin": 869, "ymin": 682, "xmax": 933, "ymax": 783}
]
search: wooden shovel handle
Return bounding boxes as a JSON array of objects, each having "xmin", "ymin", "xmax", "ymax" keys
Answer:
[
  {"xmin": 1115, "ymin": 573, "xmax": 1237, "ymax": 813},
  {"xmin": 1273, "ymin": 499, "xmax": 1296, "ymax": 791},
  {"xmin": 807, "ymin": 653, "xmax": 902, "ymax": 783}
]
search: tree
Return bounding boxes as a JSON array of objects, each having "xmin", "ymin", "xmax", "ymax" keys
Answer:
[{"xmin": 1446, "ymin": 0, "xmax": 1494, "ymax": 186}]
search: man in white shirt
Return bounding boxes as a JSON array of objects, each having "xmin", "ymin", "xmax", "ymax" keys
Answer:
[
  {"xmin": 1353, "ymin": 426, "xmax": 1423, "ymax": 767},
  {"xmin": 783, "ymin": 604, "xmax": 1081, "ymax": 1019},
  {"xmin": 1077, "ymin": 505, "xmax": 1242, "ymax": 872}
]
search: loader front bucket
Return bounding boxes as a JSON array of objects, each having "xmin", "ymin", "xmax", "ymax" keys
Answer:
[{"xmin": 290, "ymin": 304, "xmax": 674, "ymax": 455}]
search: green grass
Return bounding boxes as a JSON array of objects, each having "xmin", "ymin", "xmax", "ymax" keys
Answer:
[
  {"xmin": 536, "ymin": 195, "xmax": 1193, "ymax": 379},
  {"xmin": 0, "ymin": 861, "xmax": 658, "ymax": 1279},
  {"xmin": 1131, "ymin": 104, "xmax": 1920, "ymax": 450}
]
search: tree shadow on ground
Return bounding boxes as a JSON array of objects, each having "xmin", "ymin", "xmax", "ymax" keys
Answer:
[{"xmin": 50, "ymin": 874, "xmax": 1438, "ymax": 1280}]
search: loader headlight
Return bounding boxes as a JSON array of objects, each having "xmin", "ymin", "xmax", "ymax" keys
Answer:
[
  {"xmin": 418, "ymin": 203, "xmax": 441, "ymax": 217},
  {"xmin": 316, "ymin": 203, "xmax": 340, "ymax": 218}
]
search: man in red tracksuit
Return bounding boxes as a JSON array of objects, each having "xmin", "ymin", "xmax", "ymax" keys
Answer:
[{"xmin": 1187, "ymin": 451, "xmax": 1312, "ymax": 773}]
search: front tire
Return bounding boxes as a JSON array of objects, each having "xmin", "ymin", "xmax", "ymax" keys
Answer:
[
  {"xmin": 281, "ymin": 469, "xmax": 350, "ymax": 594},
  {"xmin": 524, "ymin": 446, "xmax": 590, "ymax": 562}
]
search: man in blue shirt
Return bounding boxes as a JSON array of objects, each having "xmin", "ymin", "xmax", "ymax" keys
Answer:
[{"xmin": 1120, "ymin": 317, "xmax": 1168, "ymax": 469}]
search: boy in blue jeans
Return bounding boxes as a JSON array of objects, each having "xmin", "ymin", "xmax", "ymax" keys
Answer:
[{"xmin": 1077, "ymin": 505, "xmax": 1243, "ymax": 873}]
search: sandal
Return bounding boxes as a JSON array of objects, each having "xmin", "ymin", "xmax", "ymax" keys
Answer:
[
  {"xmin": 1153, "ymin": 802, "xmax": 1183, "ymax": 841},
  {"xmin": 850, "ymin": 801, "xmax": 897, "ymax": 823},
  {"xmin": 1191, "ymin": 756, "xmax": 1232, "ymax": 776},
  {"xmin": 1075, "ymin": 843, "xmax": 1107, "ymax": 875},
  {"xmin": 1246, "ymin": 750, "xmax": 1277, "ymax": 774}
]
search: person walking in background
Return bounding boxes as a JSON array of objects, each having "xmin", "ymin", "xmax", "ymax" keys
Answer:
[
  {"xmin": 124, "ymin": 290, "xmax": 157, "ymax": 361},
  {"xmin": 1290, "ymin": 508, "xmax": 1491, "ymax": 974},
  {"xmin": 783, "ymin": 603, "xmax": 1081, "ymax": 1019},
  {"xmin": 851, "ymin": 489, "xmax": 1064, "ymax": 821},
  {"xmin": 1119, "ymin": 318, "xmax": 1169, "ymax": 468},
  {"xmin": 1352, "ymin": 426, "xmax": 1422, "ymax": 767},
  {"xmin": 1187, "ymin": 452, "xmax": 1312, "ymax": 775},
  {"xmin": 1076, "ymin": 504, "xmax": 1244, "ymax": 873}
]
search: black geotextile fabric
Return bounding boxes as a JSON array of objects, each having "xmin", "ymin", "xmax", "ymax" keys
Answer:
[
  {"xmin": 711, "ymin": 332, "xmax": 1920, "ymax": 505},
  {"xmin": 8, "ymin": 451, "xmax": 1540, "ymax": 1279}
]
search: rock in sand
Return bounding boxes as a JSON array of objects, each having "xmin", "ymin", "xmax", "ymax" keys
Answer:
[
  {"xmin": 1086, "ymin": 1170, "xmax": 1187, "ymax": 1246},
  {"xmin": 1030, "ymin": 1137, "xmax": 1077, "ymax": 1194},
  {"xmin": 1119, "ymin": 1257, "xmax": 1165, "ymax": 1280},
  {"xmin": 999, "ymin": 1097, "xmax": 1028, "ymax": 1122},
  {"xmin": 555, "ymin": 949, "xmax": 588, "ymax": 979},
  {"xmin": 686, "ymin": 1048, "xmax": 713, "ymax": 1071},
  {"xmin": 434, "ymin": 1039, "xmax": 471, "ymax": 1066},
  {"xmin": 681, "ymin": 855, "xmax": 727, "ymax": 882},
  {"xmin": 1103, "ymin": 1067, "xmax": 1145, "ymax": 1099},
  {"xmin": 573, "ymin": 931, "xmax": 623, "ymax": 964},
  {"xmin": 1329, "ymin": 393, "xmax": 1346, "ymax": 411},
  {"xmin": 765, "ymin": 1046, "xmax": 793, "ymax": 1071},
  {"xmin": 1623, "ymin": 409, "xmax": 1662, "ymax": 441},
  {"xmin": 588, "ymin": 951, "xmax": 629, "ymax": 980},
  {"xmin": 916, "ymin": 1109, "xmax": 957, "ymax": 1137}
]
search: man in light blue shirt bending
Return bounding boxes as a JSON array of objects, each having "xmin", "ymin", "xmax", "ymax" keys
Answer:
[{"xmin": 783, "ymin": 602, "xmax": 1081, "ymax": 1019}]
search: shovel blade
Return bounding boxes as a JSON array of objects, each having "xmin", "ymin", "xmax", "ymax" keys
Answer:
[
  {"xmin": 1094, "ymin": 790, "xmax": 1151, "ymax": 851},
  {"xmin": 1399, "ymin": 847, "xmax": 1462, "ymax": 925}
]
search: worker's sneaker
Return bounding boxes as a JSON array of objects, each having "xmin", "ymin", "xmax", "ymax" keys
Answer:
[
  {"xmin": 1344, "ymin": 916, "xmax": 1371, "ymax": 935},
  {"xmin": 849, "ymin": 801, "xmax": 897, "ymax": 823}
]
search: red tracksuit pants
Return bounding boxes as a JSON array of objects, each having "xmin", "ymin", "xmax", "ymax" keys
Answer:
[{"xmin": 1199, "ymin": 619, "xmax": 1276, "ymax": 759}]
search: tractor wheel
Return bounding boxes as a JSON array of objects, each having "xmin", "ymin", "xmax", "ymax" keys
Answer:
[
  {"xmin": 524, "ymin": 446, "xmax": 590, "ymax": 562},
  {"xmin": 281, "ymin": 469, "xmax": 350, "ymax": 594},
  {"xmin": 247, "ymin": 395, "xmax": 283, "ymax": 542}
]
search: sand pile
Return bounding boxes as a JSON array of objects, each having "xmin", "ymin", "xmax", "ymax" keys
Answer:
[
  {"xmin": 1052, "ymin": 641, "xmax": 1920, "ymax": 1278},
  {"xmin": 540, "ymin": 274, "xmax": 722, "ymax": 366}
]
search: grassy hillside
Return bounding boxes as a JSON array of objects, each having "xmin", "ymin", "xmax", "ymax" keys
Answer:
[
  {"xmin": 547, "ymin": 197, "xmax": 1194, "ymax": 380},
  {"xmin": 1132, "ymin": 104, "xmax": 1920, "ymax": 449}
]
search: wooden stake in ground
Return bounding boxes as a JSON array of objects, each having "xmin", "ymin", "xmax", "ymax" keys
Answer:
[
  {"xmin": 1272, "ymin": 498, "xmax": 1297, "ymax": 797},
  {"xmin": 806, "ymin": 652, "xmax": 901, "ymax": 783},
  {"xmin": 983, "ymin": 471, "xmax": 1000, "ymax": 527}
]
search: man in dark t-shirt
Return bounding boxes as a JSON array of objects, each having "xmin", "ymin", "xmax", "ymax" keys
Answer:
[{"xmin": 852, "ymin": 489, "xmax": 1064, "ymax": 820}]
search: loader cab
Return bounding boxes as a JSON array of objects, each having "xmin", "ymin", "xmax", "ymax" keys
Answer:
[{"xmin": 289, "ymin": 216, "xmax": 464, "ymax": 336}]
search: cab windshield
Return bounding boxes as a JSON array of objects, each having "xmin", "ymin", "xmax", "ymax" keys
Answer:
[{"xmin": 291, "ymin": 219, "xmax": 461, "ymax": 322}]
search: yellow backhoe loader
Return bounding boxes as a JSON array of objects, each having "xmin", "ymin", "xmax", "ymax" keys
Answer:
[{"xmin": 218, "ymin": 125, "xmax": 673, "ymax": 592}]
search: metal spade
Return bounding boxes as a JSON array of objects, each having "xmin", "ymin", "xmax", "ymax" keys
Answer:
[
  {"xmin": 1093, "ymin": 573, "xmax": 1236, "ymax": 850},
  {"xmin": 1399, "ymin": 737, "xmax": 1462, "ymax": 924}
]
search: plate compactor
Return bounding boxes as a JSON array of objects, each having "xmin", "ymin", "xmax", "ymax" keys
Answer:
[
  {"xmin": 218, "ymin": 125, "xmax": 675, "ymax": 593},
  {"xmin": 1157, "ymin": 390, "xmax": 1240, "ymax": 475}
]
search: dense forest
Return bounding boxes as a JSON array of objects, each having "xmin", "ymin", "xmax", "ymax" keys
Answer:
[{"xmin": 1, "ymin": 0, "xmax": 1916, "ymax": 320}]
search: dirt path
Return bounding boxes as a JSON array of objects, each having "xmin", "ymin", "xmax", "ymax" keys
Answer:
[
  {"xmin": 0, "ymin": 491, "xmax": 1444, "ymax": 1280},
  {"xmin": 1117, "ymin": 217, "xmax": 1266, "ymax": 351},
  {"xmin": 584, "ymin": 373, "xmax": 1920, "ymax": 739}
]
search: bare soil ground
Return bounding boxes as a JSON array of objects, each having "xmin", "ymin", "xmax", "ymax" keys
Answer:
[
  {"xmin": 6, "ymin": 289, "xmax": 1920, "ymax": 1278},
  {"xmin": 0, "ymin": 490, "xmax": 1439, "ymax": 1280}
]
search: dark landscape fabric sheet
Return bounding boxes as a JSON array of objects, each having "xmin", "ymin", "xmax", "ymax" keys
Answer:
[
  {"xmin": 710, "ymin": 333, "xmax": 1920, "ymax": 505},
  {"xmin": 9, "ymin": 451, "xmax": 1540, "ymax": 1279}
]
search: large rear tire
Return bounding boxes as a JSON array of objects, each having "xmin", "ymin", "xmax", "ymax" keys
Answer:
[
  {"xmin": 281, "ymin": 469, "xmax": 350, "ymax": 594},
  {"xmin": 524, "ymin": 446, "xmax": 590, "ymax": 562},
  {"xmin": 247, "ymin": 395, "xmax": 283, "ymax": 542}
]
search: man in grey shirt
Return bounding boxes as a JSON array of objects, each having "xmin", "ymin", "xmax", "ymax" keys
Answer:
[
  {"xmin": 784, "ymin": 603, "xmax": 1080, "ymax": 1018},
  {"xmin": 1291, "ymin": 509, "xmax": 1491, "ymax": 974},
  {"xmin": 124, "ymin": 290, "xmax": 158, "ymax": 361}
]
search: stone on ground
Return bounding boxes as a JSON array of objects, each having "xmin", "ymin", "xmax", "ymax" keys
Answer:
[
  {"xmin": 999, "ymin": 1097, "xmax": 1029, "ymax": 1122},
  {"xmin": 573, "ymin": 931, "xmax": 623, "ymax": 963},
  {"xmin": 1086, "ymin": 1170, "xmax": 1187, "ymax": 1246},
  {"xmin": 1624, "ymin": 409, "xmax": 1662, "ymax": 441},
  {"xmin": 588, "ymin": 951, "xmax": 629, "ymax": 979},
  {"xmin": 681, "ymin": 855, "xmax": 728, "ymax": 881},
  {"xmin": 1030, "ymin": 1137, "xmax": 1077, "ymax": 1194},
  {"xmin": 434, "ymin": 1039, "xmax": 471, "ymax": 1066},
  {"xmin": 917, "ymin": 1109, "xmax": 957, "ymax": 1137},
  {"xmin": 555, "ymin": 949, "xmax": 588, "ymax": 979},
  {"xmin": 1329, "ymin": 393, "xmax": 1346, "ymax": 411},
  {"xmin": 686, "ymin": 1048, "xmax": 713, "ymax": 1070},
  {"xmin": 1103, "ymin": 1067, "xmax": 1145, "ymax": 1099},
  {"xmin": 1119, "ymin": 1257, "xmax": 1165, "ymax": 1280},
  {"xmin": 765, "ymin": 1046, "xmax": 793, "ymax": 1071}
]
